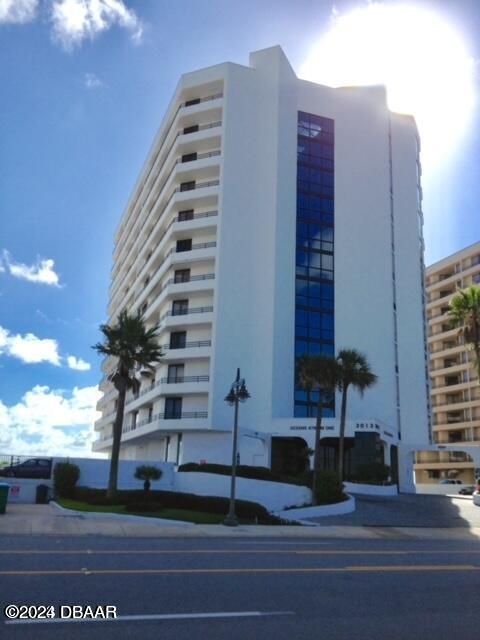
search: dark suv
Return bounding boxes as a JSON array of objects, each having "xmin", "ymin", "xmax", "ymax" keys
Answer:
[{"xmin": 0, "ymin": 458, "xmax": 52, "ymax": 479}]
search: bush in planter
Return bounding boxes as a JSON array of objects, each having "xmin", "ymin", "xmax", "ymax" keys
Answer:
[
  {"xmin": 314, "ymin": 470, "xmax": 344, "ymax": 505},
  {"xmin": 134, "ymin": 465, "xmax": 163, "ymax": 493},
  {"xmin": 53, "ymin": 462, "xmax": 80, "ymax": 498}
]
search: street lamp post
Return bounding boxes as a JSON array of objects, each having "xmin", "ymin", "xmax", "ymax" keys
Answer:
[{"xmin": 223, "ymin": 368, "xmax": 250, "ymax": 527}]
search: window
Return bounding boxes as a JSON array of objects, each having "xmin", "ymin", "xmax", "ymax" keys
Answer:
[
  {"xmin": 181, "ymin": 152, "xmax": 197, "ymax": 163},
  {"xmin": 180, "ymin": 181, "xmax": 195, "ymax": 192},
  {"xmin": 140, "ymin": 302, "xmax": 148, "ymax": 315},
  {"xmin": 183, "ymin": 125, "xmax": 199, "ymax": 135},
  {"xmin": 131, "ymin": 411, "xmax": 138, "ymax": 429},
  {"xmin": 165, "ymin": 436, "xmax": 171, "ymax": 461},
  {"xmin": 172, "ymin": 300, "xmax": 188, "ymax": 316},
  {"xmin": 295, "ymin": 111, "xmax": 335, "ymax": 418},
  {"xmin": 168, "ymin": 363, "xmax": 184, "ymax": 383},
  {"xmin": 176, "ymin": 239, "xmax": 192, "ymax": 253},
  {"xmin": 185, "ymin": 98, "xmax": 200, "ymax": 107},
  {"xmin": 148, "ymin": 406, "xmax": 153, "ymax": 422},
  {"xmin": 174, "ymin": 269, "xmax": 190, "ymax": 283},
  {"xmin": 170, "ymin": 331, "xmax": 186, "ymax": 349},
  {"xmin": 178, "ymin": 209, "xmax": 194, "ymax": 221},
  {"xmin": 164, "ymin": 397, "xmax": 182, "ymax": 419}
]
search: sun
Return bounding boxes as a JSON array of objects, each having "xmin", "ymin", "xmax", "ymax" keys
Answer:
[{"xmin": 299, "ymin": 3, "xmax": 475, "ymax": 170}]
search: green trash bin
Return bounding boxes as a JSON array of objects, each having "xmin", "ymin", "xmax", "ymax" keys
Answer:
[{"xmin": 0, "ymin": 483, "xmax": 10, "ymax": 515}]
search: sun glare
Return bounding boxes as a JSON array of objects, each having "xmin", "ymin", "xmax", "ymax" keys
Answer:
[{"xmin": 299, "ymin": 3, "xmax": 475, "ymax": 169}]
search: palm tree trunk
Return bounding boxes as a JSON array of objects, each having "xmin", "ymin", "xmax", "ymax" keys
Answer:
[
  {"xmin": 107, "ymin": 387, "xmax": 126, "ymax": 499},
  {"xmin": 338, "ymin": 385, "xmax": 348, "ymax": 482},
  {"xmin": 312, "ymin": 396, "xmax": 323, "ymax": 506}
]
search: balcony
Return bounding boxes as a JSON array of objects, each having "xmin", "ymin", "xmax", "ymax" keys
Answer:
[
  {"xmin": 114, "ymin": 92, "xmax": 223, "ymax": 250},
  {"xmin": 93, "ymin": 410, "xmax": 210, "ymax": 449},
  {"xmin": 159, "ymin": 306, "xmax": 214, "ymax": 329},
  {"xmin": 125, "ymin": 374, "xmax": 210, "ymax": 408},
  {"xmin": 110, "ymin": 167, "xmax": 220, "ymax": 306}
]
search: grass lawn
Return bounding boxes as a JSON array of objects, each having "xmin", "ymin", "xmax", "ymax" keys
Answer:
[{"xmin": 56, "ymin": 498, "xmax": 233, "ymax": 524}]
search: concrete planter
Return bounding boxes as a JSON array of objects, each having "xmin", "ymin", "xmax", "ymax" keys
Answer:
[
  {"xmin": 344, "ymin": 481, "xmax": 398, "ymax": 496},
  {"xmin": 275, "ymin": 494, "xmax": 356, "ymax": 522}
]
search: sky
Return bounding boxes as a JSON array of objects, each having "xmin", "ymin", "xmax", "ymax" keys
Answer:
[{"xmin": 0, "ymin": 0, "xmax": 479, "ymax": 458}]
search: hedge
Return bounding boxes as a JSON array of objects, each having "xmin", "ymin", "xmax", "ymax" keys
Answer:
[
  {"xmin": 178, "ymin": 462, "xmax": 309, "ymax": 487},
  {"xmin": 72, "ymin": 487, "xmax": 284, "ymax": 523}
]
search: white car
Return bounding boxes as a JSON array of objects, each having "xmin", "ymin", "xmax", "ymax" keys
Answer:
[{"xmin": 473, "ymin": 491, "xmax": 480, "ymax": 507}]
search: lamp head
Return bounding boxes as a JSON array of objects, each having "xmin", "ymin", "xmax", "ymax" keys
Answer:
[
  {"xmin": 224, "ymin": 388, "xmax": 236, "ymax": 406},
  {"xmin": 237, "ymin": 381, "xmax": 250, "ymax": 402}
]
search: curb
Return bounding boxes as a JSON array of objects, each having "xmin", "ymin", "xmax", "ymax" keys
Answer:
[
  {"xmin": 275, "ymin": 494, "xmax": 356, "ymax": 523},
  {"xmin": 50, "ymin": 501, "xmax": 195, "ymax": 527}
]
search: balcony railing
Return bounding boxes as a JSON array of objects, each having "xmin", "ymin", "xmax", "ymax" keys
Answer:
[
  {"xmin": 134, "ymin": 271, "xmax": 215, "ymax": 305},
  {"xmin": 123, "ymin": 411, "xmax": 208, "ymax": 432},
  {"xmin": 159, "ymin": 305, "xmax": 214, "ymax": 324},
  {"xmin": 160, "ymin": 375, "xmax": 210, "ymax": 384},
  {"xmin": 162, "ymin": 340, "xmax": 212, "ymax": 350},
  {"xmin": 126, "ymin": 372, "xmax": 210, "ymax": 403}
]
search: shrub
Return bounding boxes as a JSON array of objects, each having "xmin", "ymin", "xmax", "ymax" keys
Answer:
[
  {"xmin": 314, "ymin": 470, "xmax": 344, "ymax": 505},
  {"xmin": 53, "ymin": 462, "xmax": 80, "ymax": 498},
  {"xmin": 178, "ymin": 462, "xmax": 309, "ymax": 487},
  {"xmin": 73, "ymin": 486, "xmax": 283, "ymax": 523},
  {"xmin": 134, "ymin": 465, "xmax": 163, "ymax": 493}
]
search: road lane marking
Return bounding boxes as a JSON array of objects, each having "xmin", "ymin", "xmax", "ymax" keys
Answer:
[
  {"xmin": 0, "ymin": 548, "xmax": 479, "ymax": 555},
  {"xmin": 0, "ymin": 565, "xmax": 477, "ymax": 576},
  {"xmin": 5, "ymin": 610, "xmax": 295, "ymax": 626}
]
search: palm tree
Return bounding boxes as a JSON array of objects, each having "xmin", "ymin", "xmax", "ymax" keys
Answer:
[
  {"xmin": 297, "ymin": 354, "xmax": 339, "ymax": 503},
  {"xmin": 448, "ymin": 285, "xmax": 480, "ymax": 381},
  {"xmin": 336, "ymin": 349, "xmax": 377, "ymax": 482},
  {"xmin": 93, "ymin": 310, "xmax": 163, "ymax": 498}
]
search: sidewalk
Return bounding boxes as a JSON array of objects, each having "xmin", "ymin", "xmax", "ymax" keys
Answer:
[{"xmin": 1, "ymin": 504, "xmax": 480, "ymax": 540}]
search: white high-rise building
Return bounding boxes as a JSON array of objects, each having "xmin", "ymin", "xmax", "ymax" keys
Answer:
[{"xmin": 93, "ymin": 46, "xmax": 430, "ymax": 490}]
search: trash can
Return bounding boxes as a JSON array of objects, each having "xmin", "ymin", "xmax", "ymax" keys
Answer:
[
  {"xmin": 35, "ymin": 484, "xmax": 49, "ymax": 505},
  {"xmin": 0, "ymin": 483, "xmax": 10, "ymax": 514}
]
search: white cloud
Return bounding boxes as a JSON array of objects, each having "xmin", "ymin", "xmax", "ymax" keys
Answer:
[
  {"xmin": 0, "ymin": 385, "xmax": 102, "ymax": 457},
  {"xmin": 67, "ymin": 355, "xmax": 91, "ymax": 371},
  {"xmin": 2, "ymin": 250, "xmax": 61, "ymax": 286},
  {"xmin": 0, "ymin": 326, "xmax": 61, "ymax": 366},
  {"xmin": 0, "ymin": 0, "xmax": 38, "ymax": 24},
  {"xmin": 84, "ymin": 72, "xmax": 102, "ymax": 88},
  {"xmin": 51, "ymin": 0, "xmax": 142, "ymax": 50}
]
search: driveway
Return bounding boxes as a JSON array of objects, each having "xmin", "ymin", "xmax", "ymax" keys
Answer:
[{"xmin": 309, "ymin": 493, "xmax": 480, "ymax": 528}]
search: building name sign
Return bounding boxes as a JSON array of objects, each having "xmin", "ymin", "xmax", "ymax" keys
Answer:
[{"xmin": 289, "ymin": 425, "xmax": 334, "ymax": 431}]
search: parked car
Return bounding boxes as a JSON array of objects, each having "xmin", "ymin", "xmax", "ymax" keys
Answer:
[
  {"xmin": 0, "ymin": 458, "xmax": 52, "ymax": 479},
  {"xmin": 458, "ymin": 485, "xmax": 476, "ymax": 495},
  {"xmin": 439, "ymin": 479, "xmax": 463, "ymax": 485}
]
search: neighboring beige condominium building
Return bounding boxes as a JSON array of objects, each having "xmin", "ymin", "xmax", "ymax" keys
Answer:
[{"xmin": 415, "ymin": 241, "xmax": 480, "ymax": 483}]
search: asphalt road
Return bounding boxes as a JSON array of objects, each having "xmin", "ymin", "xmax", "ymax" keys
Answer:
[
  {"xmin": 311, "ymin": 493, "xmax": 480, "ymax": 528},
  {"xmin": 0, "ymin": 534, "xmax": 479, "ymax": 640}
]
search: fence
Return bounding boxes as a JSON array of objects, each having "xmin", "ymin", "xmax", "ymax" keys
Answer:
[{"xmin": 0, "ymin": 454, "xmax": 49, "ymax": 469}]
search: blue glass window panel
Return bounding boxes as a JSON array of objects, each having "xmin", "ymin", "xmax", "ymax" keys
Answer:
[
  {"xmin": 295, "ymin": 390, "xmax": 308, "ymax": 402},
  {"xmin": 296, "ymin": 265, "xmax": 308, "ymax": 277},
  {"xmin": 294, "ymin": 404, "xmax": 308, "ymax": 418}
]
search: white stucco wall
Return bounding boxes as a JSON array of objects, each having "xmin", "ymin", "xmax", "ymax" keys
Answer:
[{"xmin": 174, "ymin": 471, "xmax": 311, "ymax": 511}]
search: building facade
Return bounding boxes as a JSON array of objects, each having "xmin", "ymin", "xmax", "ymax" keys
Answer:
[
  {"xmin": 415, "ymin": 241, "xmax": 480, "ymax": 483},
  {"xmin": 93, "ymin": 47, "xmax": 430, "ymax": 490}
]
